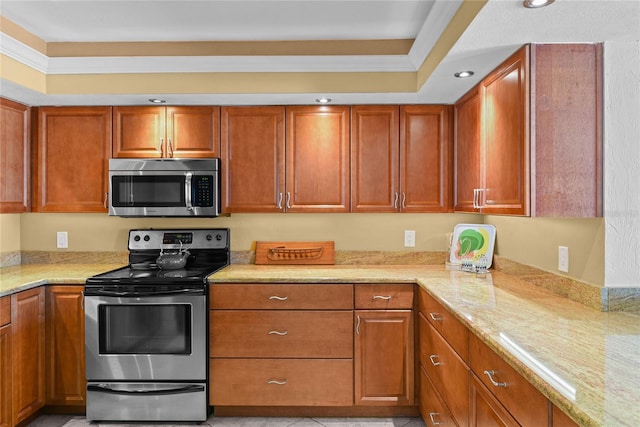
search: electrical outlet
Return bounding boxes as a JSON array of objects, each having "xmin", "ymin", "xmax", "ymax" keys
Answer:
[
  {"xmin": 57, "ymin": 231, "xmax": 68, "ymax": 249},
  {"xmin": 404, "ymin": 230, "xmax": 416, "ymax": 248},
  {"xmin": 558, "ymin": 246, "xmax": 569, "ymax": 272}
]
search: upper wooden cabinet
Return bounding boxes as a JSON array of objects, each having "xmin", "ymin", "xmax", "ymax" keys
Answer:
[
  {"xmin": 454, "ymin": 43, "xmax": 603, "ymax": 217},
  {"xmin": 112, "ymin": 106, "xmax": 220, "ymax": 158},
  {"xmin": 286, "ymin": 106, "xmax": 350, "ymax": 212},
  {"xmin": 351, "ymin": 105, "xmax": 452, "ymax": 213},
  {"xmin": 33, "ymin": 107, "xmax": 111, "ymax": 212},
  {"xmin": 0, "ymin": 98, "xmax": 30, "ymax": 213},
  {"xmin": 220, "ymin": 106, "xmax": 285, "ymax": 213}
]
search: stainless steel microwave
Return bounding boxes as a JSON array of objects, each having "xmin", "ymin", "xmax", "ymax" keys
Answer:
[{"xmin": 108, "ymin": 158, "xmax": 220, "ymax": 217}]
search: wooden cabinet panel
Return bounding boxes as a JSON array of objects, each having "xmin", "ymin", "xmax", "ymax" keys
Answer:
[
  {"xmin": 418, "ymin": 288, "xmax": 469, "ymax": 362},
  {"xmin": 46, "ymin": 286, "xmax": 85, "ymax": 407},
  {"xmin": 220, "ymin": 106, "xmax": 285, "ymax": 212},
  {"xmin": 419, "ymin": 366, "xmax": 456, "ymax": 427},
  {"xmin": 454, "ymin": 87, "xmax": 482, "ymax": 213},
  {"xmin": 351, "ymin": 105, "xmax": 399, "ymax": 212},
  {"xmin": 552, "ymin": 404, "xmax": 579, "ymax": 427},
  {"xmin": 0, "ymin": 296, "xmax": 10, "ymax": 327},
  {"xmin": 11, "ymin": 287, "xmax": 45, "ymax": 425},
  {"xmin": 400, "ymin": 105, "xmax": 452, "ymax": 212},
  {"xmin": 0, "ymin": 98, "xmax": 30, "ymax": 213},
  {"xmin": 470, "ymin": 373, "xmax": 520, "ymax": 427},
  {"xmin": 210, "ymin": 283, "xmax": 353, "ymax": 310},
  {"xmin": 469, "ymin": 333, "xmax": 549, "ymax": 427},
  {"xmin": 210, "ymin": 358, "xmax": 353, "ymax": 406},
  {"xmin": 286, "ymin": 106, "xmax": 350, "ymax": 212},
  {"xmin": 354, "ymin": 310, "xmax": 414, "ymax": 406},
  {"xmin": 166, "ymin": 106, "xmax": 220, "ymax": 158},
  {"xmin": 211, "ymin": 310, "xmax": 353, "ymax": 358},
  {"xmin": 419, "ymin": 314, "xmax": 469, "ymax": 427},
  {"xmin": 355, "ymin": 284, "xmax": 414, "ymax": 309},
  {"xmin": 0, "ymin": 324, "xmax": 11, "ymax": 427},
  {"xmin": 33, "ymin": 107, "xmax": 111, "ymax": 212},
  {"xmin": 112, "ymin": 106, "xmax": 165, "ymax": 157}
]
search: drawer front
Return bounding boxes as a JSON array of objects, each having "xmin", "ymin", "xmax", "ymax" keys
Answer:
[
  {"xmin": 210, "ymin": 310, "xmax": 353, "ymax": 358},
  {"xmin": 418, "ymin": 288, "xmax": 468, "ymax": 361},
  {"xmin": 470, "ymin": 333, "xmax": 549, "ymax": 427},
  {"xmin": 210, "ymin": 283, "xmax": 353, "ymax": 309},
  {"xmin": 419, "ymin": 366, "xmax": 456, "ymax": 427},
  {"xmin": 355, "ymin": 284, "xmax": 414, "ymax": 309},
  {"xmin": 0, "ymin": 296, "xmax": 10, "ymax": 326},
  {"xmin": 419, "ymin": 314, "xmax": 469, "ymax": 427},
  {"xmin": 210, "ymin": 358, "xmax": 353, "ymax": 406}
]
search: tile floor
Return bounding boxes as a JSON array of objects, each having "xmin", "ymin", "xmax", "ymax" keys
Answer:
[{"xmin": 29, "ymin": 415, "xmax": 426, "ymax": 427}]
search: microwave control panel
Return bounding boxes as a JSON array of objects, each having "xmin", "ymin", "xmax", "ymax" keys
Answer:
[{"xmin": 192, "ymin": 175, "xmax": 214, "ymax": 207}]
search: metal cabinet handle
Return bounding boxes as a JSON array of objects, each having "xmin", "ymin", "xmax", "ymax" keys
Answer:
[
  {"xmin": 268, "ymin": 330, "xmax": 288, "ymax": 336},
  {"xmin": 401, "ymin": 192, "xmax": 406, "ymax": 209},
  {"xmin": 429, "ymin": 355, "xmax": 441, "ymax": 366},
  {"xmin": 373, "ymin": 295, "xmax": 392, "ymax": 301},
  {"xmin": 286, "ymin": 192, "xmax": 291, "ymax": 209},
  {"xmin": 159, "ymin": 138, "xmax": 164, "ymax": 156},
  {"xmin": 393, "ymin": 192, "xmax": 399, "ymax": 209},
  {"xmin": 269, "ymin": 295, "xmax": 288, "ymax": 301},
  {"xmin": 428, "ymin": 412, "xmax": 443, "ymax": 426},
  {"xmin": 484, "ymin": 370, "xmax": 507, "ymax": 387},
  {"xmin": 103, "ymin": 192, "xmax": 108, "ymax": 209},
  {"xmin": 277, "ymin": 192, "xmax": 283, "ymax": 209},
  {"xmin": 267, "ymin": 379, "xmax": 287, "ymax": 385},
  {"xmin": 429, "ymin": 312, "xmax": 443, "ymax": 321},
  {"xmin": 356, "ymin": 315, "xmax": 361, "ymax": 335},
  {"xmin": 478, "ymin": 188, "xmax": 485, "ymax": 208},
  {"xmin": 473, "ymin": 188, "xmax": 478, "ymax": 209},
  {"xmin": 168, "ymin": 138, "xmax": 174, "ymax": 158}
]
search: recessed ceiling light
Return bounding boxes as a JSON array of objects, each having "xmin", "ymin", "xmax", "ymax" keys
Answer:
[
  {"xmin": 148, "ymin": 98, "xmax": 166, "ymax": 104},
  {"xmin": 454, "ymin": 71, "xmax": 474, "ymax": 78},
  {"xmin": 315, "ymin": 97, "xmax": 332, "ymax": 104},
  {"xmin": 523, "ymin": 0, "xmax": 555, "ymax": 8}
]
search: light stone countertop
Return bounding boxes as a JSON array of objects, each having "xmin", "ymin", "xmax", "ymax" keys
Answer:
[{"xmin": 1, "ymin": 263, "xmax": 638, "ymax": 426}]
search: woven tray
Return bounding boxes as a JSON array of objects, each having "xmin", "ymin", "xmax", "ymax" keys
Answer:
[{"xmin": 255, "ymin": 241, "xmax": 335, "ymax": 265}]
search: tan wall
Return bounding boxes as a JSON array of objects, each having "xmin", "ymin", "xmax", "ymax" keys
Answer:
[{"xmin": 0, "ymin": 214, "xmax": 22, "ymax": 252}]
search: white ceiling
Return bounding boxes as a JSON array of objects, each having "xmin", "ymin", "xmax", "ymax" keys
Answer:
[{"xmin": 0, "ymin": 0, "xmax": 638, "ymax": 106}]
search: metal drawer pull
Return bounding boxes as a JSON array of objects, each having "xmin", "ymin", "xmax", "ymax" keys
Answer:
[
  {"xmin": 373, "ymin": 295, "xmax": 392, "ymax": 300},
  {"xmin": 267, "ymin": 379, "xmax": 287, "ymax": 385},
  {"xmin": 429, "ymin": 313, "xmax": 443, "ymax": 321},
  {"xmin": 428, "ymin": 412, "xmax": 443, "ymax": 426},
  {"xmin": 484, "ymin": 370, "xmax": 507, "ymax": 387},
  {"xmin": 356, "ymin": 315, "xmax": 361, "ymax": 335},
  {"xmin": 268, "ymin": 330, "xmax": 288, "ymax": 336},
  {"xmin": 429, "ymin": 355, "xmax": 441, "ymax": 366},
  {"xmin": 269, "ymin": 295, "xmax": 288, "ymax": 301}
]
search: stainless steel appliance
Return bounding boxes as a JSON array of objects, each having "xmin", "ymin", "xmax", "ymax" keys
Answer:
[
  {"xmin": 108, "ymin": 158, "xmax": 220, "ymax": 217},
  {"xmin": 84, "ymin": 228, "xmax": 229, "ymax": 422}
]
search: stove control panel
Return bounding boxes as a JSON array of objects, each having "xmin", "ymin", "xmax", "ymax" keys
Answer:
[{"xmin": 128, "ymin": 228, "xmax": 229, "ymax": 251}]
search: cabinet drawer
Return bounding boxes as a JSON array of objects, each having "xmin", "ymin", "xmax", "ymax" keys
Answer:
[
  {"xmin": 419, "ymin": 314, "xmax": 469, "ymax": 427},
  {"xmin": 210, "ymin": 358, "xmax": 353, "ymax": 406},
  {"xmin": 0, "ymin": 296, "xmax": 10, "ymax": 326},
  {"xmin": 470, "ymin": 333, "xmax": 549, "ymax": 427},
  {"xmin": 355, "ymin": 284, "xmax": 413, "ymax": 309},
  {"xmin": 210, "ymin": 284, "xmax": 353, "ymax": 309},
  {"xmin": 419, "ymin": 366, "xmax": 456, "ymax": 427},
  {"xmin": 210, "ymin": 310, "xmax": 353, "ymax": 358},
  {"xmin": 418, "ymin": 288, "xmax": 468, "ymax": 361}
]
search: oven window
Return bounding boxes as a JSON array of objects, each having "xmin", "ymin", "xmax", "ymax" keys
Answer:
[
  {"xmin": 98, "ymin": 304, "xmax": 191, "ymax": 354},
  {"xmin": 111, "ymin": 176, "xmax": 185, "ymax": 207}
]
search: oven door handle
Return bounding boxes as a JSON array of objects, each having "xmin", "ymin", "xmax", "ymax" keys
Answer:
[
  {"xmin": 85, "ymin": 288, "xmax": 204, "ymax": 297},
  {"xmin": 87, "ymin": 384, "xmax": 205, "ymax": 396}
]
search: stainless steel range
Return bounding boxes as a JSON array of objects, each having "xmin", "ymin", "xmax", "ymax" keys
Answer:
[{"xmin": 84, "ymin": 228, "xmax": 229, "ymax": 422}]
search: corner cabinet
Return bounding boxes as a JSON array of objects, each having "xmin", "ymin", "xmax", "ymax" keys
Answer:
[
  {"xmin": 33, "ymin": 107, "xmax": 111, "ymax": 212},
  {"xmin": 0, "ymin": 98, "xmax": 30, "ymax": 213},
  {"xmin": 112, "ymin": 106, "xmax": 220, "ymax": 158},
  {"xmin": 1, "ymin": 296, "xmax": 12, "ymax": 427}
]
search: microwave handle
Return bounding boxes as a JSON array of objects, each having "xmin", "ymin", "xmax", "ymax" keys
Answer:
[{"xmin": 185, "ymin": 173, "xmax": 193, "ymax": 211}]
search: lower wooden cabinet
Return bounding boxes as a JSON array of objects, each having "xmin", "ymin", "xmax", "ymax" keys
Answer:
[
  {"xmin": 1, "ymin": 296, "xmax": 12, "ymax": 427},
  {"xmin": 45, "ymin": 286, "xmax": 86, "ymax": 407},
  {"xmin": 470, "ymin": 372, "xmax": 520, "ymax": 427},
  {"xmin": 419, "ymin": 366, "xmax": 456, "ymax": 427},
  {"xmin": 552, "ymin": 404, "xmax": 580, "ymax": 427}
]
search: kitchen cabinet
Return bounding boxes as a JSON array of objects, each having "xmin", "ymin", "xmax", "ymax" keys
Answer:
[
  {"xmin": 419, "ymin": 366, "xmax": 456, "ymax": 427},
  {"xmin": 470, "ymin": 373, "xmax": 520, "ymax": 427},
  {"xmin": 11, "ymin": 287, "xmax": 45, "ymax": 425},
  {"xmin": 351, "ymin": 105, "xmax": 452, "ymax": 213},
  {"xmin": 552, "ymin": 404, "xmax": 580, "ymax": 427},
  {"xmin": 33, "ymin": 107, "xmax": 111, "ymax": 212},
  {"xmin": 354, "ymin": 284, "xmax": 414, "ymax": 406},
  {"xmin": 220, "ymin": 106, "xmax": 285, "ymax": 212},
  {"xmin": 285, "ymin": 106, "xmax": 350, "ymax": 212},
  {"xmin": 0, "ymin": 98, "xmax": 30, "ymax": 213},
  {"xmin": 112, "ymin": 106, "xmax": 220, "ymax": 158},
  {"xmin": 45, "ymin": 286, "xmax": 85, "ymax": 408},
  {"xmin": 1, "ymin": 296, "xmax": 11, "ymax": 427}
]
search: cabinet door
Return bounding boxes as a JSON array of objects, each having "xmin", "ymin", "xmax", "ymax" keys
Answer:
[
  {"xmin": 454, "ymin": 86, "xmax": 482, "ymax": 213},
  {"xmin": 220, "ymin": 106, "xmax": 285, "ymax": 212},
  {"xmin": 286, "ymin": 106, "xmax": 350, "ymax": 212},
  {"xmin": 354, "ymin": 310, "xmax": 414, "ymax": 406},
  {"xmin": 400, "ymin": 105, "xmax": 452, "ymax": 212},
  {"xmin": 470, "ymin": 373, "xmax": 519, "ymax": 427},
  {"xmin": 11, "ymin": 287, "xmax": 45, "ymax": 425},
  {"xmin": 0, "ymin": 324, "xmax": 11, "ymax": 427},
  {"xmin": 351, "ymin": 105, "xmax": 399, "ymax": 212},
  {"xmin": 552, "ymin": 404, "xmax": 579, "ymax": 427},
  {"xmin": 481, "ymin": 46, "xmax": 530, "ymax": 215},
  {"xmin": 112, "ymin": 106, "xmax": 165, "ymax": 157},
  {"xmin": 419, "ymin": 366, "xmax": 456, "ymax": 427},
  {"xmin": 34, "ymin": 107, "xmax": 111, "ymax": 212},
  {"xmin": 46, "ymin": 286, "xmax": 86, "ymax": 407},
  {"xmin": 0, "ymin": 98, "xmax": 30, "ymax": 213},
  {"xmin": 166, "ymin": 106, "xmax": 220, "ymax": 158}
]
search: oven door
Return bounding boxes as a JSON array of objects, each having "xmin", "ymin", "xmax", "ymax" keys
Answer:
[{"xmin": 84, "ymin": 288, "xmax": 206, "ymax": 381}]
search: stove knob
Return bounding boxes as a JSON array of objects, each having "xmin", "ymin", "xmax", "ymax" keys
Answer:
[
  {"xmin": 144, "ymin": 235, "xmax": 150, "ymax": 241},
  {"xmin": 206, "ymin": 234, "xmax": 213, "ymax": 241},
  {"xmin": 216, "ymin": 234, "xmax": 223, "ymax": 241},
  {"xmin": 133, "ymin": 235, "xmax": 141, "ymax": 242}
]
